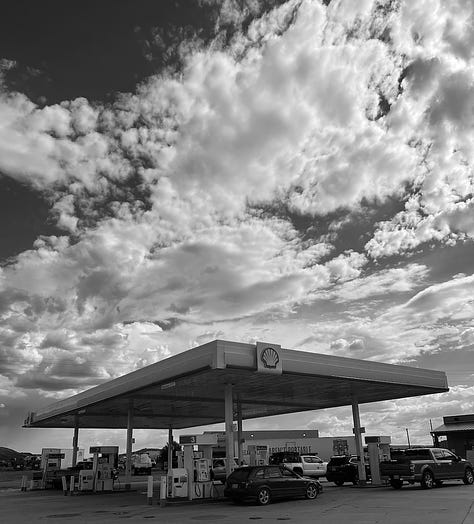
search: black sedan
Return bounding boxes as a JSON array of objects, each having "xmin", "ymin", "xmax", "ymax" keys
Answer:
[{"xmin": 224, "ymin": 465, "xmax": 322, "ymax": 505}]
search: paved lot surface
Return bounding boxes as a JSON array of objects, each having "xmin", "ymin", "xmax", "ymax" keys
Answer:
[{"xmin": 1, "ymin": 478, "xmax": 474, "ymax": 523}]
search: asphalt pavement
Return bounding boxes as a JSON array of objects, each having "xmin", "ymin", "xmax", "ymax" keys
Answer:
[{"xmin": 1, "ymin": 478, "xmax": 474, "ymax": 523}]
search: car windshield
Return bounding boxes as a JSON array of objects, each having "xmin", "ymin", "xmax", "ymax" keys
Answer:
[
  {"xmin": 227, "ymin": 468, "xmax": 251, "ymax": 482},
  {"xmin": 269, "ymin": 452, "xmax": 300, "ymax": 464},
  {"xmin": 303, "ymin": 456, "xmax": 323, "ymax": 463},
  {"xmin": 329, "ymin": 456, "xmax": 350, "ymax": 465}
]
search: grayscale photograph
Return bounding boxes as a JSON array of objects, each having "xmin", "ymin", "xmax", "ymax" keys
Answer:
[{"xmin": 0, "ymin": 1, "xmax": 473, "ymax": 522}]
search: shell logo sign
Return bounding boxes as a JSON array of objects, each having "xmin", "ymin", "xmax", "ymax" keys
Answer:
[
  {"xmin": 256, "ymin": 342, "xmax": 282, "ymax": 374},
  {"xmin": 261, "ymin": 347, "xmax": 279, "ymax": 368}
]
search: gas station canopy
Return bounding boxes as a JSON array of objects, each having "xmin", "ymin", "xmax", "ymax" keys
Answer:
[{"xmin": 24, "ymin": 340, "xmax": 448, "ymax": 430}]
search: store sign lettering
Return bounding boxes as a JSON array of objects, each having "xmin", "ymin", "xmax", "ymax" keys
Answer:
[{"xmin": 268, "ymin": 445, "xmax": 313, "ymax": 454}]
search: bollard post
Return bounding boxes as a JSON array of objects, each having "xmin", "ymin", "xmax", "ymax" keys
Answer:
[
  {"xmin": 29, "ymin": 480, "xmax": 34, "ymax": 491},
  {"xmin": 147, "ymin": 475, "xmax": 153, "ymax": 505},
  {"xmin": 69, "ymin": 475, "xmax": 75, "ymax": 495},
  {"xmin": 159, "ymin": 475, "xmax": 167, "ymax": 507},
  {"xmin": 20, "ymin": 475, "xmax": 26, "ymax": 491},
  {"xmin": 62, "ymin": 476, "xmax": 68, "ymax": 496}
]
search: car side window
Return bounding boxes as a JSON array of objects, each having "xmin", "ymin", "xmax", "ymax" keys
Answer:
[
  {"xmin": 303, "ymin": 457, "xmax": 312, "ymax": 463},
  {"xmin": 281, "ymin": 467, "xmax": 296, "ymax": 477},
  {"xmin": 254, "ymin": 468, "xmax": 265, "ymax": 478},
  {"xmin": 265, "ymin": 466, "xmax": 283, "ymax": 478},
  {"xmin": 442, "ymin": 450, "xmax": 457, "ymax": 460},
  {"xmin": 432, "ymin": 449, "xmax": 444, "ymax": 460}
]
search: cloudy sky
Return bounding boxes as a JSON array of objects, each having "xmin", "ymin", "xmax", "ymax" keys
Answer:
[{"xmin": 1, "ymin": 0, "xmax": 474, "ymax": 454}]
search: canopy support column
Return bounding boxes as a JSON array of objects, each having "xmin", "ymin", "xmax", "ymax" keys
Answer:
[
  {"xmin": 351, "ymin": 395, "xmax": 367, "ymax": 484},
  {"xmin": 225, "ymin": 383, "xmax": 234, "ymax": 478},
  {"xmin": 71, "ymin": 415, "xmax": 79, "ymax": 467},
  {"xmin": 167, "ymin": 427, "xmax": 173, "ymax": 474},
  {"xmin": 236, "ymin": 400, "xmax": 243, "ymax": 465},
  {"xmin": 125, "ymin": 399, "xmax": 134, "ymax": 490}
]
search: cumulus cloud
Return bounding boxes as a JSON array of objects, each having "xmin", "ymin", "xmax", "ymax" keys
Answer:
[
  {"xmin": 366, "ymin": 0, "xmax": 474, "ymax": 256},
  {"xmin": 0, "ymin": 209, "xmax": 368, "ymax": 390},
  {"xmin": 1, "ymin": 0, "xmax": 474, "ymax": 451},
  {"xmin": 320, "ymin": 273, "xmax": 474, "ymax": 363},
  {"xmin": 388, "ymin": 274, "xmax": 474, "ymax": 325},
  {"xmin": 323, "ymin": 263, "xmax": 429, "ymax": 303},
  {"xmin": 1, "ymin": 0, "xmax": 472, "ymax": 251},
  {"xmin": 304, "ymin": 384, "xmax": 474, "ymax": 445},
  {"xmin": 0, "ymin": 93, "xmax": 120, "ymax": 190}
]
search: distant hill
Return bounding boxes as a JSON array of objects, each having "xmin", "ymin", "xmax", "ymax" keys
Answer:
[{"xmin": 0, "ymin": 447, "xmax": 24, "ymax": 462}]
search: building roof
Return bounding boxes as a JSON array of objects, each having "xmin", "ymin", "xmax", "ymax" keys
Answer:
[
  {"xmin": 24, "ymin": 340, "xmax": 449, "ymax": 431},
  {"xmin": 432, "ymin": 422, "xmax": 474, "ymax": 434},
  {"xmin": 443, "ymin": 414, "xmax": 474, "ymax": 425}
]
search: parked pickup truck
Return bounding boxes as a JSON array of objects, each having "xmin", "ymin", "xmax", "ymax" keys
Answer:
[
  {"xmin": 269, "ymin": 451, "xmax": 327, "ymax": 478},
  {"xmin": 380, "ymin": 447, "xmax": 474, "ymax": 489},
  {"xmin": 131, "ymin": 453, "xmax": 152, "ymax": 475}
]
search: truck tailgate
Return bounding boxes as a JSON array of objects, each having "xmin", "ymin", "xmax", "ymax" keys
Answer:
[{"xmin": 380, "ymin": 461, "xmax": 412, "ymax": 477}]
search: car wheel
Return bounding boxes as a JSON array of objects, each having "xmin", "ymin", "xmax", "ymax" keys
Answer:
[
  {"xmin": 390, "ymin": 479, "xmax": 403, "ymax": 489},
  {"xmin": 334, "ymin": 480, "xmax": 344, "ymax": 487},
  {"xmin": 421, "ymin": 470, "xmax": 435, "ymax": 489},
  {"xmin": 463, "ymin": 467, "xmax": 474, "ymax": 485},
  {"xmin": 256, "ymin": 487, "xmax": 271, "ymax": 506},
  {"xmin": 305, "ymin": 483, "xmax": 318, "ymax": 499}
]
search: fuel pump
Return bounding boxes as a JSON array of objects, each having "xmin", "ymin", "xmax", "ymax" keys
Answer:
[
  {"xmin": 167, "ymin": 468, "xmax": 188, "ymax": 498},
  {"xmin": 248, "ymin": 444, "xmax": 269, "ymax": 466},
  {"xmin": 89, "ymin": 446, "xmax": 119, "ymax": 492},
  {"xmin": 40, "ymin": 450, "xmax": 64, "ymax": 489},
  {"xmin": 178, "ymin": 433, "xmax": 217, "ymax": 500},
  {"xmin": 194, "ymin": 457, "xmax": 211, "ymax": 481},
  {"xmin": 364, "ymin": 436, "xmax": 391, "ymax": 485}
]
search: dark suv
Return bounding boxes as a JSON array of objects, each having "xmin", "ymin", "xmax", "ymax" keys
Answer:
[{"xmin": 326, "ymin": 455, "xmax": 370, "ymax": 486}]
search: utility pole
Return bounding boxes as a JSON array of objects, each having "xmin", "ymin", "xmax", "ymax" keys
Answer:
[{"xmin": 406, "ymin": 428, "xmax": 411, "ymax": 448}]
